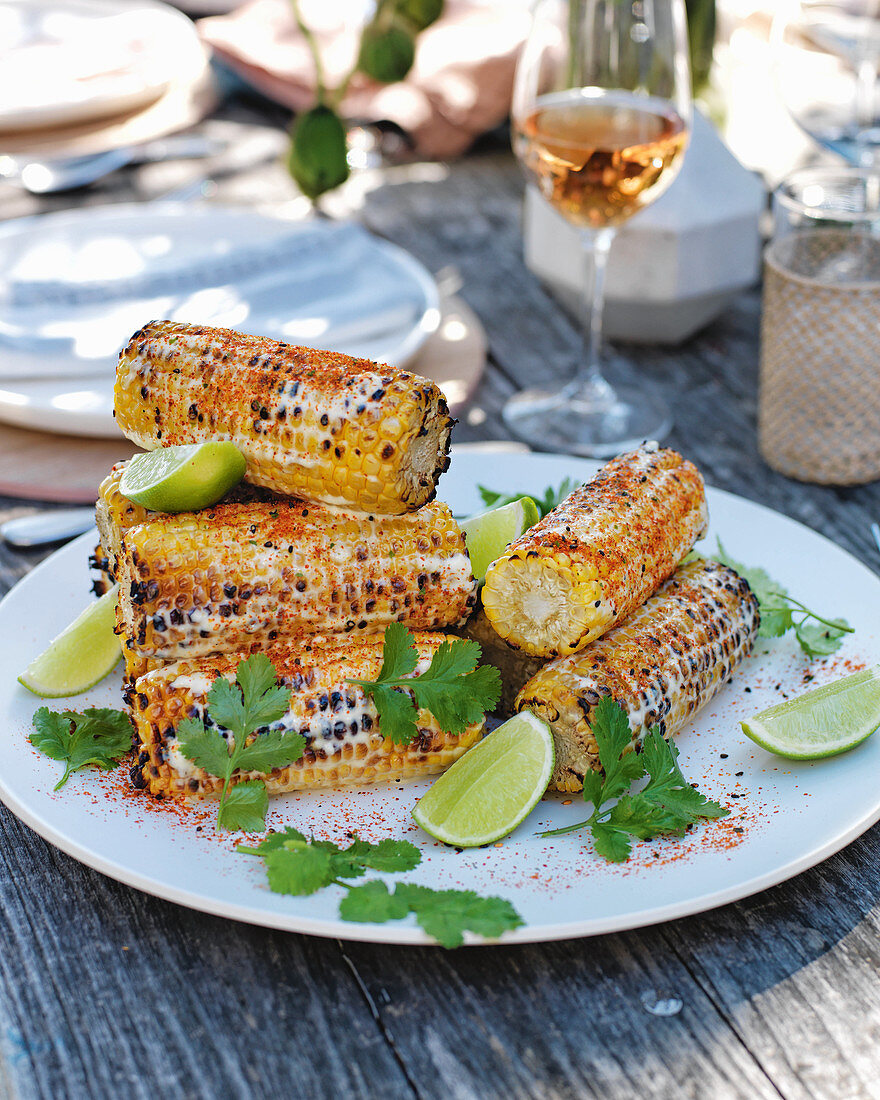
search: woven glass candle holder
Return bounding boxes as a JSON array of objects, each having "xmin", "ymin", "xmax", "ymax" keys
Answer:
[{"xmin": 759, "ymin": 169, "xmax": 880, "ymax": 486}]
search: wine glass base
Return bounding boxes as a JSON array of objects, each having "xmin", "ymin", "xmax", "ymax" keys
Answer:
[{"xmin": 502, "ymin": 383, "xmax": 672, "ymax": 458}]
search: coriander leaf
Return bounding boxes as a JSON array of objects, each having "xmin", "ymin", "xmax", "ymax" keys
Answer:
[
  {"xmin": 477, "ymin": 485, "xmax": 506, "ymax": 508},
  {"xmin": 351, "ymin": 838, "xmax": 421, "ymax": 873},
  {"xmin": 244, "ymin": 830, "xmax": 523, "ymax": 947},
  {"xmin": 238, "ymin": 826, "xmax": 308, "ymax": 856},
  {"xmin": 235, "ymin": 652, "xmax": 278, "ymax": 705},
  {"xmin": 339, "ymin": 880, "xmax": 411, "ymax": 923},
  {"xmin": 638, "ymin": 731, "xmax": 728, "ymax": 824},
  {"xmin": 758, "ymin": 596, "xmax": 794, "ymax": 638},
  {"xmin": 715, "ymin": 539, "xmax": 788, "ymax": 607},
  {"xmin": 543, "ymin": 704, "xmax": 727, "ymax": 861},
  {"xmin": 31, "ymin": 708, "xmax": 72, "ymax": 761},
  {"xmin": 237, "ymin": 653, "xmax": 292, "ymax": 731},
  {"xmin": 349, "ymin": 626, "xmax": 500, "ymax": 744},
  {"xmin": 412, "ymin": 664, "xmax": 502, "ymax": 735},
  {"xmin": 395, "ymin": 884, "xmax": 524, "ymax": 948},
  {"xmin": 263, "ymin": 844, "xmax": 333, "ymax": 895},
  {"xmin": 330, "ymin": 831, "xmax": 420, "ymax": 875},
  {"xmin": 590, "ymin": 696, "xmax": 644, "ymax": 802},
  {"xmin": 204, "ymin": 676, "xmax": 246, "ymax": 739},
  {"xmin": 590, "ymin": 823, "xmax": 633, "ymax": 863},
  {"xmin": 581, "ymin": 770, "xmax": 606, "ymax": 811},
  {"xmin": 607, "ymin": 792, "xmax": 688, "ymax": 839},
  {"xmin": 477, "ymin": 478, "xmax": 576, "ymax": 520},
  {"xmin": 31, "ymin": 707, "xmax": 132, "ymax": 790},
  {"xmin": 66, "ymin": 710, "xmax": 132, "ymax": 765},
  {"xmin": 216, "ymin": 780, "xmax": 269, "ymax": 832},
  {"xmin": 370, "ymin": 684, "xmax": 420, "ymax": 745},
  {"xmin": 235, "ymin": 729, "xmax": 305, "ymax": 774},
  {"xmin": 415, "ymin": 637, "xmax": 481, "ymax": 681},
  {"xmin": 319, "ymin": 836, "xmax": 421, "ymax": 879},
  {"xmin": 175, "ymin": 717, "xmax": 231, "ymax": 779},
  {"xmin": 715, "ymin": 538, "xmax": 853, "ymax": 658},
  {"xmin": 376, "ymin": 620, "xmax": 419, "ymax": 681},
  {"xmin": 794, "ymin": 619, "xmax": 850, "ymax": 658}
]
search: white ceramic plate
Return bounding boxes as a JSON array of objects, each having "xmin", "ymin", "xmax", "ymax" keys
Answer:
[
  {"xmin": 0, "ymin": 207, "xmax": 440, "ymax": 437},
  {"xmin": 0, "ymin": 452, "xmax": 878, "ymax": 945},
  {"xmin": 0, "ymin": 0, "xmax": 201, "ymax": 132}
]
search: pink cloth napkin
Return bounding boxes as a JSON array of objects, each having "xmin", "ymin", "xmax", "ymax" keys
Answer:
[{"xmin": 198, "ymin": 0, "xmax": 529, "ymax": 158}]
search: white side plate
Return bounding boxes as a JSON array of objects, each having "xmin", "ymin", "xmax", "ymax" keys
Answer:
[{"xmin": 0, "ymin": 207, "xmax": 440, "ymax": 437}]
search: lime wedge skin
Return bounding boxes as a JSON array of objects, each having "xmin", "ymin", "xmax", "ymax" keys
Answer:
[
  {"xmin": 740, "ymin": 666, "xmax": 880, "ymax": 760},
  {"xmin": 412, "ymin": 710, "xmax": 555, "ymax": 847},
  {"xmin": 119, "ymin": 442, "xmax": 246, "ymax": 513},
  {"xmin": 18, "ymin": 585, "xmax": 121, "ymax": 698},
  {"xmin": 460, "ymin": 496, "xmax": 541, "ymax": 581}
]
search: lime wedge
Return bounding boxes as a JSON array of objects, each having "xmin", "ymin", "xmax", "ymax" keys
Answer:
[
  {"xmin": 460, "ymin": 496, "xmax": 540, "ymax": 580},
  {"xmin": 740, "ymin": 666, "xmax": 880, "ymax": 759},
  {"xmin": 412, "ymin": 710, "xmax": 554, "ymax": 846},
  {"xmin": 119, "ymin": 442, "xmax": 246, "ymax": 513},
  {"xmin": 18, "ymin": 585, "xmax": 121, "ymax": 698}
]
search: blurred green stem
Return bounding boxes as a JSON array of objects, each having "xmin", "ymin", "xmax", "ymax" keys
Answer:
[{"xmin": 291, "ymin": 0, "xmax": 327, "ymax": 103}]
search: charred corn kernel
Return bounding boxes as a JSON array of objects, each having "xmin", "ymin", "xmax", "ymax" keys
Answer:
[
  {"xmin": 454, "ymin": 606, "xmax": 545, "ymax": 719},
  {"xmin": 482, "ymin": 443, "xmax": 708, "ymax": 658},
  {"xmin": 122, "ymin": 648, "xmax": 171, "ymax": 710},
  {"xmin": 96, "ymin": 460, "xmax": 271, "ymax": 581},
  {"xmin": 114, "ymin": 320, "xmax": 454, "ymax": 514},
  {"xmin": 516, "ymin": 559, "xmax": 760, "ymax": 792},
  {"xmin": 89, "ymin": 543, "xmax": 115, "ymax": 598},
  {"xmin": 129, "ymin": 633, "xmax": 485, "ymax": 799},
  {"xmin": 96, "ymin": 462, "xmax": 153, "ymax": 580},
  {"xmin": 116, "ymin": 494, "xmax": 476, "ymax": 661}
]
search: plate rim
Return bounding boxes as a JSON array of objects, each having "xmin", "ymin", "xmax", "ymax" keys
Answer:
[
  {"xmin": 0, "ymin": 205, "xmax": 440, "ymax": 437},
  {"xmin": 0, "ymin": 454, "xmax": 878, "ymax": 945},
  {"xmin": 0, "ymin": 0, "xmax": 204, "ymax": 132}
]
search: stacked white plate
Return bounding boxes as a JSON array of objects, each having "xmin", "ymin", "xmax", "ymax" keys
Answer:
[
  {"xmin": 0, "ymin": 0, "xmax": 203, "ymax": 133},
  {"xmin": 0, "ymin": 207, "xmax": 441, "ymax": 438}
]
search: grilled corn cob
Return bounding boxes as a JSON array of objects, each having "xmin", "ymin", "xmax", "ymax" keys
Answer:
[
  {"xmin": 89, "ymin": 543, "xmax": 114, "ymax": 598},
  {"xmin": 129, "ymin": 633, "xmax": 485, "ymax": 799},
  {"xmin": 455, "ymin": 606, "xmax": 545, "ymax": 718},
  {"xmin": 115, "ymin": 320, "xmax": 454, "ymax": 514},
  {"xmin": 482, "ymin": 444, "xmax": 708, "ymax": 657},
  {"xmin": 516, "ymin": 558, "xmax": 759, "ymax": 792},
  {"xmin": 96, "ymin": 460, "xmax": 273, "ymax": 581},
  {"xmin": 116, "ymin": 495, "xmax": 476, "ymax": 661}
]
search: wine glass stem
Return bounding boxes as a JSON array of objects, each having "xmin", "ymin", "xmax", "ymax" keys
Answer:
[{"xmin": 567, "ymin": 226, "xmax": 617, "ymax": 406}]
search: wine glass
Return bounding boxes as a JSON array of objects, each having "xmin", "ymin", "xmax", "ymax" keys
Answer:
[
  {"xmin": 505, "ymin": 0, "xmax": 692, "ymax": 456},
  {"xmin": 773, "ymin": 0, "xmax": 880, "ymax": 168}
]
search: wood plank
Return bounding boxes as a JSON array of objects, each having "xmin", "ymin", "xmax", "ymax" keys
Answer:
[
  {"xmin": 0, "ymin": 807, "xmax": 414, "ymax": 1100},
  {"xmin": 339, "ymin": 929, "xmax": 784, "ymax": 1100},
  {"xmin": 661, "ymin": 826, "xmax": 880, "ymax": 1100}
]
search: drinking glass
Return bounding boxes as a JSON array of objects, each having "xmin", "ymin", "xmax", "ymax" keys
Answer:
[
  {"xmin": 773, "ymin": 0, "xmax": 880, "ymax": 167},
  {"xmin": 505, "ymin": 0, "xmax": 692, "ymax": 456}
]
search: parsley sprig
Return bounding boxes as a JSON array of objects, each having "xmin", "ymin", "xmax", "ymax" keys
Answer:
[
  {"xmin": 347, "ymin": 623, "xmax": 501, "ymax": 746},
  {"xmin": 714, "ymin": 539, "xmax": 853, "ymax": 658},
  {"xmin": 31, "ymin": 707, "xmax": 133, "ymax": 790},
  {"xmin": 478, "ymin": 477, "xmax": 577, "ymax": 519},
  {"xmin": 542, "ymin": 698, "xmax": 728, "ymax": 862},
  {"xmin": 177, "ymin": 654, "xmax": 305, "ymax": 832},
  {"xmin": 239, "ymin": 829, "xmax": 523, "ymax": 947}
]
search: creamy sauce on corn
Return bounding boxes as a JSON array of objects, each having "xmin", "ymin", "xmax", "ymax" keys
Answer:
[{"xmin": 163, "ymin": 658, "xmax": 433, "ymax": 780}]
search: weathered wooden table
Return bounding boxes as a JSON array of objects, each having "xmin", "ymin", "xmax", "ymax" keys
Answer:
[{"xmin": 2, "ymin": 99, "xmax": 880, "ymax": 1099}]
